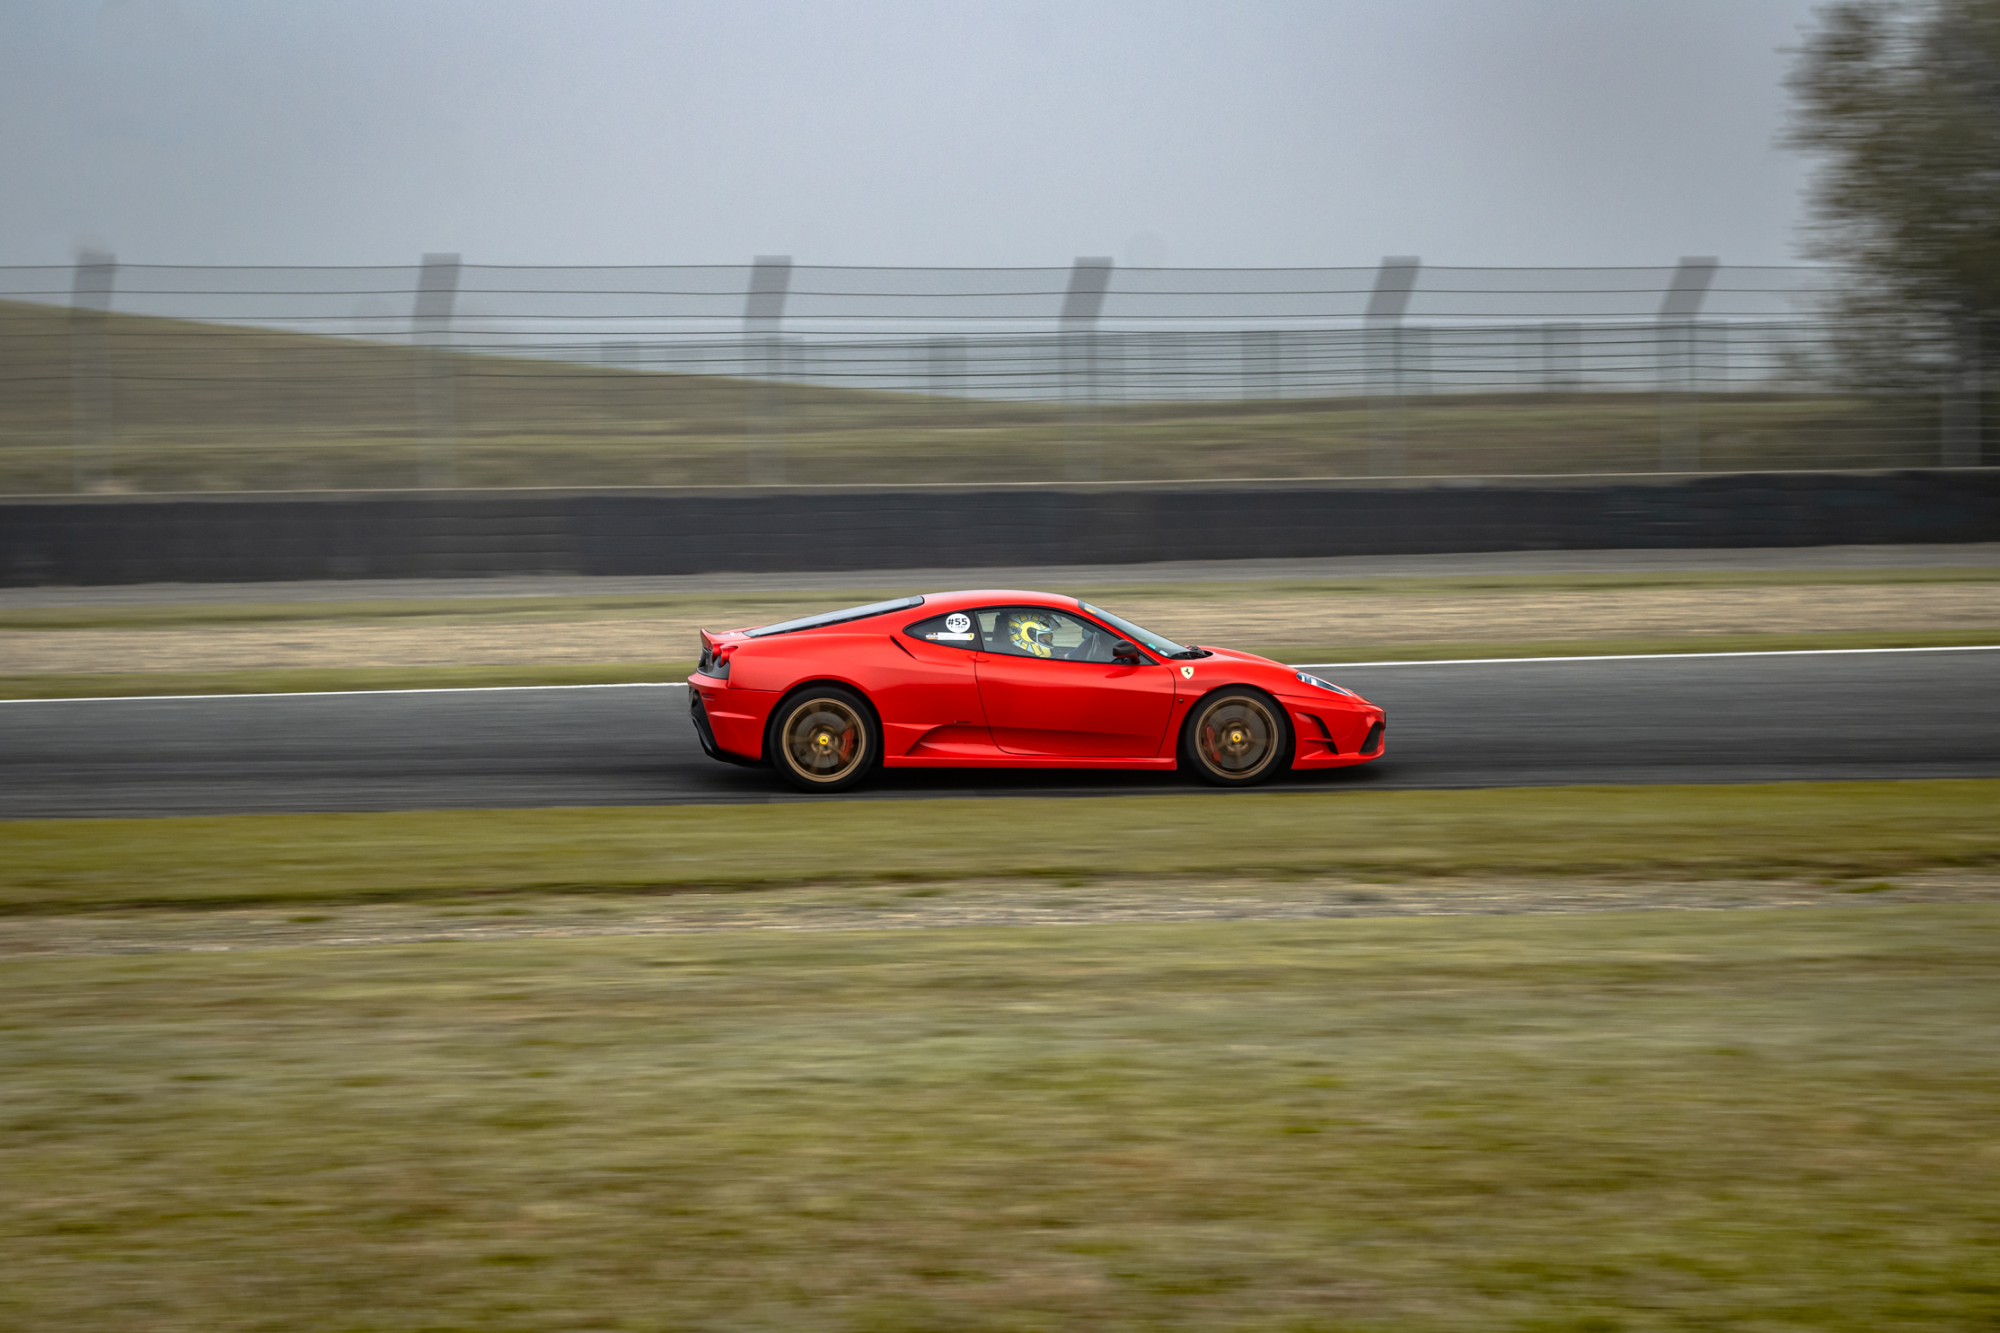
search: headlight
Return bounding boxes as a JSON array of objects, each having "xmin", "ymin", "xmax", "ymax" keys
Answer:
[{"xmin": 1295, "ymin": 671, "xmax": 1355, "ymax": 696}]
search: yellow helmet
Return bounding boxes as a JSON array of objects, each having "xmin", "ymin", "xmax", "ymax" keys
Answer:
[{"xmin": 1003, "ymin": 611, "xmax": 1058, "ymax": 658}]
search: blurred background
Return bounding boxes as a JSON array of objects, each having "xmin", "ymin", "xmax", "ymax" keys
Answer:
[
  {"xmin": 2, "ymin": 259, "xmax": 1953, "ymax": 492},
  {"xmin": 6, "ymin": 0, "xmax": 1991, "ymax": 499}
]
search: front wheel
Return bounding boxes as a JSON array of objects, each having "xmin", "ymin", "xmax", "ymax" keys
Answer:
[
  {"xmin": 770, "ymin": 685, "xmax": 878, "ymax": 793},
  {"xmin": 1181, "ymin": 688, "xmax": 1291, "ymax": 787}
]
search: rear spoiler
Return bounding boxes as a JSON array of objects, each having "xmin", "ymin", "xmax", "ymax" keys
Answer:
[{"xmin": 696, "ymin": 628, "xmax": 738, "ymax": 677}]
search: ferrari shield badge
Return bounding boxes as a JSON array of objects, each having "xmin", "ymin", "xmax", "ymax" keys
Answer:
[{"xmin": 1180, "ymin": 665, "xmax": 1195, "ymax": 679}]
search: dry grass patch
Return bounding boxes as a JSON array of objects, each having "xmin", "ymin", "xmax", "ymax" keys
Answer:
[
  {"xmin": 5, "ymin": 869, "xmax": 1998, "ymax": 959},
  {"xmin": 2, "ymin": 573, "xmax": 1995, "ymax": 680}
]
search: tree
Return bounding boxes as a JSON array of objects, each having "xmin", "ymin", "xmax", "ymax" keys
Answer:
[{"xmin": 1789, "ymin": 0, "xmax": 2000, "ymax": 459}]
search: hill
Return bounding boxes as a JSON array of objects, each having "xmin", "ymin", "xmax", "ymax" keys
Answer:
[{"xmin": 0, "ymin": 298, "xmax": 1936, "ymax": 493}]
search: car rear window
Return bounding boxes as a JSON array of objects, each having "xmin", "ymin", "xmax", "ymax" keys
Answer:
[
  {"xmin": 743, "ymin": 595, "xmax": 925, "ymax": 638},
  {"xmin": 904, "ymin": 610, "xmax": 980, "ymax": 647}
]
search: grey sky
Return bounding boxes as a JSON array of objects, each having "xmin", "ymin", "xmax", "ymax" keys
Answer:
[{"xmin": 1, "ymin": 0, "xmax": 1824, "ymax": 268}]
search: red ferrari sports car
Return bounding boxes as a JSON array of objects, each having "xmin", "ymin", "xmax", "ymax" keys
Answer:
[{"xmin": 687, "ymin": 590, "xmax": 1385, "ymax": 792}]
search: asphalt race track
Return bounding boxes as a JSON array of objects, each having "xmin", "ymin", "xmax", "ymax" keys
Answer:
[{"xmin": 2, "ymin": 649, "xmax": 1996, "ymax": 819}]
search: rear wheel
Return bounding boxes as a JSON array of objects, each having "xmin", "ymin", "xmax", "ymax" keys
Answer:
[
  {"xmin": 1182, "ymin": 688, "xmax": 1290, "ymax": 787},
  {"xmin": 770, "ymin": 685, "xmax": 877, "ymax": 793}
]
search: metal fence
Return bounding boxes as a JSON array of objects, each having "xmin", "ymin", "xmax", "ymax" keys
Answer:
[{"xmin": 0, "ymin": 256, "xmax": 1979, "ymax": 492}]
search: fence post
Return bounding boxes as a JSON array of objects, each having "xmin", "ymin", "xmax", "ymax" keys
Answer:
[
  {"xmin": 69, "ymin": 250, "xmax": 116, "ymax": 492},
  {"xmin": 413, "ymin": 253, "xmax": 461, "ymax": 487},
  {"xmin": 1060, "ymin": 257, "xmax": 1113, "ymax": 480},
  {"xmin": 1658, "ymin": 257, "xmax": 1717, "ymax": 472},
  {"xmin": 1152, "ymin": 331, "xmax": 1182, "ymax": 401},
  {"xmin": 1243, "ymin": 329, "xmax": 1281, "ymax": 400},
  {"xmin": 744, "ymin": 256, "xmax": 792, "ymax": 484},
  {"xmin": 927, "ymin": 335, "xmax": 966, "ymax": 412},
  {"xmin": 1365, "ymin": 257, "xmax": 1420, "ymax": 475},
  {"xmin": 1541, "ymin": 322, "xmax": 1582, "ymax": 392},
  {"xmin": 1943, "ymin": 315, "xmax": 1982, "ymax": 467}
]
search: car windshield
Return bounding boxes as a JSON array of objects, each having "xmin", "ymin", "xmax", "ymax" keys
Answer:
[
  {"xmin": 744, "ymin": 595, "xmax": 925, "ymax": 638},
  {"xmin": 1077, "ymin": 601, "xmax": 1197, "ymax": 657}
]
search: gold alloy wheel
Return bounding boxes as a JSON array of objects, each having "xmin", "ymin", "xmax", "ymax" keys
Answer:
[
  {"xmin": 1195, "ymin": 695, "xmax": 1280, "ymax": 777},
  {"xmin": 780, "ymin": 696, "xmax": 868, "ymax": 784}
]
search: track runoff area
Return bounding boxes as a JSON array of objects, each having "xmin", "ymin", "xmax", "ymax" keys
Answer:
[{"xmin": 1, "ymin": 644, "xmax": 1996, "ymax": 819}]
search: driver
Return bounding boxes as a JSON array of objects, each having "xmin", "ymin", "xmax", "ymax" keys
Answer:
[{"xmin": 1002, "ymin": 610, "xmax": 1061, "ymax": 658}]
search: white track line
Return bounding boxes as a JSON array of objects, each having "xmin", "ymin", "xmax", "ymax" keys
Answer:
[
  {"xmin": 3, "ymin": 644, "xmax": 1996, "ymax": 705},
  {"xmin": 0, "ymin": 681, "xmax": 690, "ymax": 704},
  {"xmin": 1294, "ymin": 645, "xmax": 2000, "ymax": 669}
]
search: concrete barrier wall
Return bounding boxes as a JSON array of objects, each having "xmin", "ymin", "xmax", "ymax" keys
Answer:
[{"xmin": 4, "ymin": 470, "xmax": 1997, "ymax": 586}]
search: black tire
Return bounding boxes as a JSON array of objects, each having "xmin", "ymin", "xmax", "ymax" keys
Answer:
[
  {"xmin": 1181, "ymin": 688, "xmax": 1291, "ymax": 787},
  {"xmin": 769, "ymin": 684, "xmax": 878, "ymax": 793}
]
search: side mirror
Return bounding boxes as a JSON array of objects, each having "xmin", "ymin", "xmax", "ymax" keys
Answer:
[{"xmin": 1112, "ymin": 639, "xmax": 1143, "ymax": 663}]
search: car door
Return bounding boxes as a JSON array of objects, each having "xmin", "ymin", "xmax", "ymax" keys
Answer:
[
  {"xmin": 971, "ymin": 606, "xmax": 1175, "ymax": 757},
  {"xmin": 880, "ymin": 610, "xmax": 995, "ymax": 757}
]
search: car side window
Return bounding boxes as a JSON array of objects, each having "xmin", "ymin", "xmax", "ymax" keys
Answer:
[
  {"xmin": 903, "ymin": 611, "xmax": 981, "ymax": 649},
  {"xmin": 978, "ymin": 607, "xmax": 1122, "ymax": 663}
]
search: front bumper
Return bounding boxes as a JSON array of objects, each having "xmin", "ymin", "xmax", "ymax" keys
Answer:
[{"xmin": 1281, "ymin": 697, "xmax": 1387, "ymax": 767}]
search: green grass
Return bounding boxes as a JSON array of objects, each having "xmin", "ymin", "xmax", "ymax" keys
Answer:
[
  {"xmin": 0, "ymin": 397, "xmax": 1946, "ymax": 491},
  {"xmin": 4, "ymin": 780, "xmax": 1996, "ymax": 914},
  {"xmin": 2, "ymin": 906, "xmax": 1997, "ymax": 1330}
]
